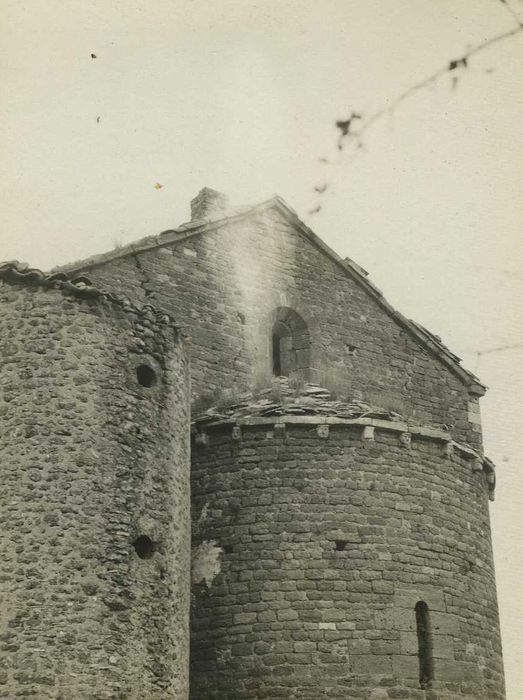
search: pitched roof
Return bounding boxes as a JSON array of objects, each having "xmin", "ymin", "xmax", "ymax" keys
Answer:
[{"xmin": 54, "ymin": 195, "xmax": 485, "ymax": 396}]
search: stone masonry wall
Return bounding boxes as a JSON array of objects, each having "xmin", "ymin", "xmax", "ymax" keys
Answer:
[
  {"xmin": 0, "ymin": 280, "xmax": 190, "ymax": 699},
  {"xmin": 72, "ymin": 206, "xmax": 481, "ymax": 448},
  {"xmin": 190, "ymin": 422, "xmax": 504, "ymax": 700}
]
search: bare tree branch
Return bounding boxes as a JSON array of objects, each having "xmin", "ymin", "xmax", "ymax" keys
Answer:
[
  {"xmin": 476, "ymin": 343, "xmax": 523, "ymax": 356},
  {"xmin": 309, "ymin": 17, "xmax": 523, "ymax": 213},
  {"xmin": 345, "ymin": 23, "xmax": 523, "ymax": 149},
  {"xmin": 473, "ymin": 343, "xmax": 523, "ymax": 371}
]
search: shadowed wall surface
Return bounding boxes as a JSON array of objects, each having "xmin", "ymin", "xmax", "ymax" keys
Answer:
[{"xmin": 0, "ymin": 275, "xmax": 190, "ymax": 699}]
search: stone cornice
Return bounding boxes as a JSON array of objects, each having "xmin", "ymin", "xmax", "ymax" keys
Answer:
[{"xmin": 192, "ymin": 413, "xmax": 496, "ymax": 501}]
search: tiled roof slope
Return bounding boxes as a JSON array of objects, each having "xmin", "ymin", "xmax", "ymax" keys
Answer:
[
  {"xmin": 193, "ymin": 379, "xmax": 404, "ymax": 427},
  {"xmin": 0, "ymin": 261, "xmax": 178, "ymax": 327},
  {"xmin": 53, "ymin": 195, "xmax": 485, "ymax": 395}
]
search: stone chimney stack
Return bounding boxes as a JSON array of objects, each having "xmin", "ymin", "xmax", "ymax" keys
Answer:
[{"xmin": 190, "ymin": 187, "xmax": 229, "ymax": 221}]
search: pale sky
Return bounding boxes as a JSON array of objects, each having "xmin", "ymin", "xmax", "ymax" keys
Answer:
[{"xmin": 1, "ymin": 1, "xmax": 522, "ymax": 695}]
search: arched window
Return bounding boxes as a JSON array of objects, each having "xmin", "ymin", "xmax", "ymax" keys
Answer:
[
  {"xmin": 415, "ymin": 601, "xmax": 434, "ymax": 688},
  {"xmin": 270, "ymin": 307, "xmax": 310, "ymax": 378}
]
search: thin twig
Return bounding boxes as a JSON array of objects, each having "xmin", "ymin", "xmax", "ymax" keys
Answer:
[
  {"xmin": 473, "ymin": 343, "xmax": 523, "ymax": 371},
  {"xmin": 498, "ymin": 0, "xmax": 523, "ymax": 27},
  {"xmin": 308, "ymin": 21, "xmax": 523, "ymax": 214},
  {"xmin": 351, "ymin": 24, "xmax": 523, "ymax": 146},
  {"xmin": 477, "ymin": 343, "xmax": 523, "ymax": 356}
]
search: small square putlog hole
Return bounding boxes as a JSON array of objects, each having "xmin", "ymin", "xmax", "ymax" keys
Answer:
[{"xmin": 335, "ymin": 540, "xmax": 348, "ymax": 551}]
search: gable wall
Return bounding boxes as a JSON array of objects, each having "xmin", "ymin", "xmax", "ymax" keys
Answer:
[{"xmin": 76, "ymin": 208, "xmax": 480, "ymax": 447}]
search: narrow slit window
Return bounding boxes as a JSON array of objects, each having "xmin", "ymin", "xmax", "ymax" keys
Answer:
[
  {"xmin": 272, "ymin": 330, "xmax": 282, "ymax": 376},
  {"xmin": 415, "ymin": 601, "xmax": 434, "ymax": 688}
]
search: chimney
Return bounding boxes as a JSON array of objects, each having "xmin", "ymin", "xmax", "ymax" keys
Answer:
[{"xmin": 190, "ymin": 188, "xmax": 229, "ymax": 221}]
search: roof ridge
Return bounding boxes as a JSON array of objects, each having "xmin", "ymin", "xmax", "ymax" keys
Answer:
[{"xmin": 51, "ymin": 197, "xmax": 279, "ymax": 276}]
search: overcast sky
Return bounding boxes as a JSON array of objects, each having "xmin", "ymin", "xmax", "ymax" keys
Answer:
[{"xmin": 1, "ymin": 0, "xmax": 522, "ymax": 695}]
